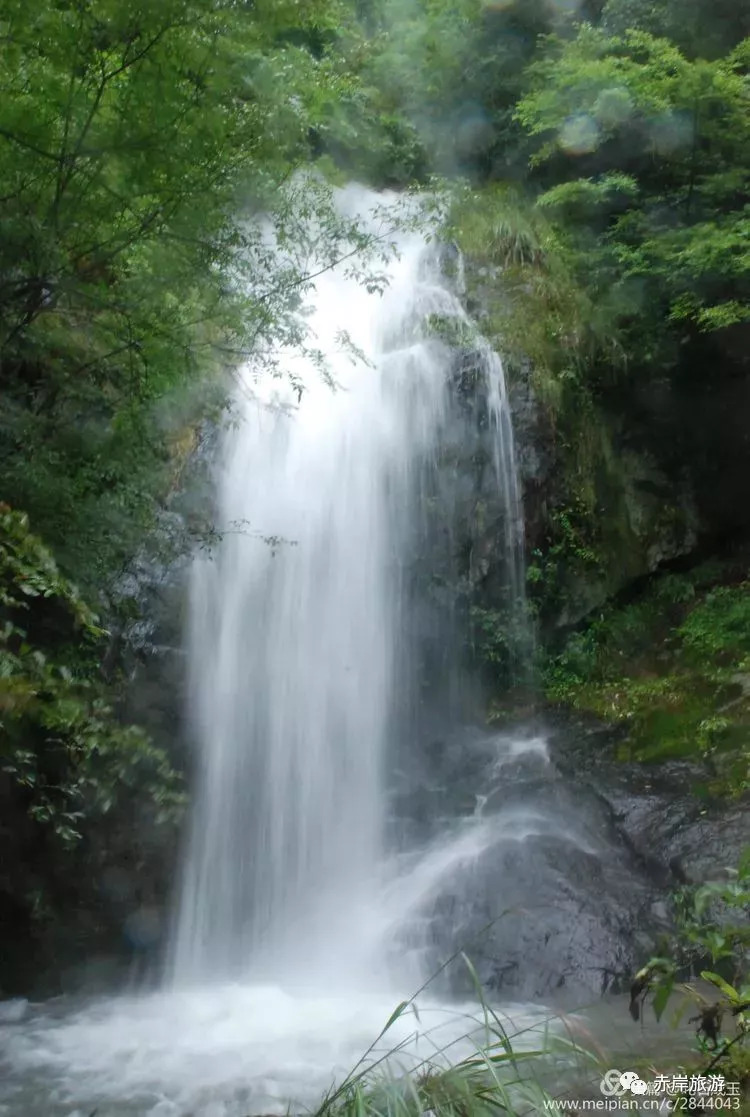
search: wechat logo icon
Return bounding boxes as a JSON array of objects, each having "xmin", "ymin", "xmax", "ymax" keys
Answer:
[{"xmin": 600, "ymin": 1070, "xmax": 649, "ymax": 1097}]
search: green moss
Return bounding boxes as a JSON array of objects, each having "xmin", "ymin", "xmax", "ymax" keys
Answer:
[
  {"xmin": 680, "ymin": 586, "xmax": 750, "ymax": 662},
  {"xmin": 449, "ymin": 184, "xmax": 623, "ymax": 408},
  {"xmin": 543, "ymin": 565, "xmax": 750, "ymax": 795}
]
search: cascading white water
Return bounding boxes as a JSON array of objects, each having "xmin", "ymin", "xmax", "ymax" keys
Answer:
[
  {"xmin": 171, "ymin": 190, "xmax": 525, "ymax": 989},
  {"xmin": 451, "ymin": 251, "xmax": 528, "ymax": 646},
  {"xmin": 486, "ymin": 347, "xmax": 528, "ymax": 637}
]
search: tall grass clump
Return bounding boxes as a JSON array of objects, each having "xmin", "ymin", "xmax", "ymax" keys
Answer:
[{"xmin": 311, "ymin": 956, "xmax": 602, "ymax": 1117}]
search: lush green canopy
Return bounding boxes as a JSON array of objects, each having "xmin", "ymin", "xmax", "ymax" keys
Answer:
[{"xmin": 0, "ymin": 0, "xmax": 385, "ymax": 587}]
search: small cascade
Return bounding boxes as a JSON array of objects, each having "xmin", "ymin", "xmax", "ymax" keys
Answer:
[
  {"xmin": 451, "ymin": 251, "xmax": 530, "ymax": 676},
  {"xmin": 486, "ymin": 348, "xmax": 531, "ymax": 665}
]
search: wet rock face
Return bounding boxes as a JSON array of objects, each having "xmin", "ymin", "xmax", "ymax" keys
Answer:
[
  {"xmin": 435, "ymin": 836, "xmax": 650, "ymax": 1002},
  {"xmin": 401, "ymin": 715, "xmax": 749, "ymax": 1007},
  {"xmin": 457, "ymin": 260, "xmax": 750, "ymax": 632},
  {"xmin": 509, "ymin": 364, "xmax": 700, "ymax": 628},
  {"xmin": 555, "ymin": 717, "xmax": 750, "ymax": 887},
  {"xmin": 397, "ymin": 724, "xmax": 664, "ymax": 1005},
  {"xmin": 429, "ymin": 331, "xmax": 701, "ymax": 638}
]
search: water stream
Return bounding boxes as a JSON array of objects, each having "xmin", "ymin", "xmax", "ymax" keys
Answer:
[
  {"xmin": 0, "ymin": 192, "xmax": 635, "ymax": 1115},
  {"xmin": 171, "ymin": 191, "xmax": 525, "ymax": 991}
]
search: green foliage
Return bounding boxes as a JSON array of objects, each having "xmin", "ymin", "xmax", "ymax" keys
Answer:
[
  {"xmin": 0, "ymin": 505, "xmax": 183, "ymax": 852},
  {"xmin": 455, "ymin": 185, "xmax": 546, "ymax": 270},
  {"xmin": 0, "ymin": 0, "xmax": 402, "ymax": 592},
  {"xmin": 537, "ymin": 174, "xmax": 640, "ymax": 218},
  {"xmin": 543, "ymin": 563, "xmax": 750, "ymax": 793},
  {"xmin": 349, "ymin": 0, "xmax": 570, "ymax": 182},
  {"xmin": 677, "ymin": 857, "xmax": 750, "ymax": 979},
  {"xmin": 449, "ymin": 185, "xmax": 623, "ymax": 412},
  {"xmin": 361, "ymin": 0, "xmax": 501, "ymax": 174},
  {"xmin": 318, "ymin": 1052, "xmax": 552, "ymax": 1117},
  {"xmin": 635, "ymin": 851, "xmax": 750, "ymax": 1071},
  {"xmin": 601, "ymin": 0, "xmax": 749, "ymax": 61},
  {"xmin": 515, "ymin": 26, "xmax": 750, "ymax": 356},
  {"xmin": 311, "ymin": 959, "xmax": 592, "ymax": 1117},
  {"xmin": 526, "ymin": 504, "xmax": 604, "ymax": 616},
  {"xmin": 680, "ymin": 588, "xmax": 750, "ymax": 662},
  {"xmin": 469, "ymin": 604, "xmax": 534, "ymax": 688}
]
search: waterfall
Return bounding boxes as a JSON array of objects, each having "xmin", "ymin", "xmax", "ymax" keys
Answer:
[
  {"xmin": 0, "ymin": 192, "xmax": 668, "ymax": 1117},
  {"xmin": 170, "ymin": 192, "xmax": 527, "ymax": 989},
  {"xmin": 486, "ymin": 345, "xmax": 532, "ymax": 673}
]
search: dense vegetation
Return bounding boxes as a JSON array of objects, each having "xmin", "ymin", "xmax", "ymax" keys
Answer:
[
  {"xmin": 544, "ymin": 561, "xmax": 750, "ymax": 791},
  {"xmin": 1, "ymin": 0, "xmax": 748, "ymax": 990},
  {"xmin": 0, "ymin": 0, "xmax": 400, "ymax": 590}
]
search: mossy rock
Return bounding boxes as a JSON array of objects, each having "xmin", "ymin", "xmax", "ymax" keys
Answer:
[{"xmin": 543, "ymin": 563, "xmax": 750, "ymax": 796}]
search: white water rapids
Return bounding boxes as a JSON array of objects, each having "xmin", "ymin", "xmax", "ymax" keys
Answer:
[{"xmin": 0, "ymin": 193, "xmax": 563, "ymax": 1115}]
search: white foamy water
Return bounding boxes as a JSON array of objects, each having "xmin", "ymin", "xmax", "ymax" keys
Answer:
[
  {"xmin": 0, "ymin": 806, "xmax": 567, "ymax": 1115},
  {"xmin": 0, "ymin": 985, "xmax": 554, "ymax": 1116}
]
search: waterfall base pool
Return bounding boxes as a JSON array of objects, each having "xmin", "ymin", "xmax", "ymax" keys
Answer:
[
  {"xmin": 0, "ymin": 985, "xmax": 553, "ymax": 1116},
  {"xmin": 0, "ymin": 981, "xmax": 705, "ymax": 1116}
]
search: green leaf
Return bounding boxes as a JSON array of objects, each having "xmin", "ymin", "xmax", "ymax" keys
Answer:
[
  {"xmin": 652, "ymin": 975, "xmax": 675, "ymax": 1022},
  {"xmin": 701, "ymin": 971, "xmax": 740, "ymax": 1002}
]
